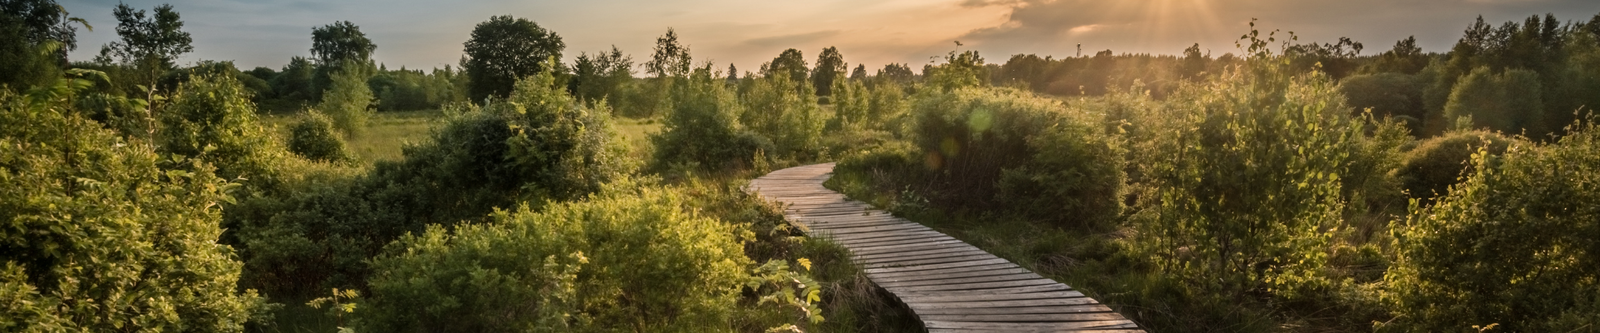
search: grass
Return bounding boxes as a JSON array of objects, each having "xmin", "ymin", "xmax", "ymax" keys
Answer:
[
  {"xmin": 613, "ymin": 116, "xmax": 661, "ymax": 161},
  {"xmin": 261, "ymin": 109, "xmax": 441, "ymax": 163}
]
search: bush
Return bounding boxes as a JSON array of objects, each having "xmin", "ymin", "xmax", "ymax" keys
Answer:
[
  {"xmin": 653, "ymin": 66, "xmax": 770, "ymax": 171},
  {"xmin": 360, "ymin": 183, "xmax": 751, "ymax": 332},
  {"xmin": 1395, "ymin": 130, "xmax": 1515, "ymax": 203},
  {"xmin": 158, "ymin": 72, "xmax": 289, "ymax": 190},
  {"xmin": 1339, "ymin": 72, "xmax": 1424, "ymax": 133},
  {"xmin": 0, "ymin": 73, "xmax": 262, "ymax": 331},
  {"xmin": 740, "ymin": 71, "xmax": 825, "ymax": 160},
  {"xmin": 316, "ymin": 60, "xmax": 375, "ymax": 137},
  {"xmin": 995, "ymin": 109, "xmax": 1127, "ymax": 229},
  {"xmin": 1384, "ymin": 120, "xmax": 1600, "ymax": 332},
  {"xmin": 1130, "ymin": 62, "xmax": 1407, "ymax": 300},
  {"xmin": 235, "ymin": 66, "xmax": 625, "ymax": 298},
  {"xmin": 286, "ymin": 110, "xmax": 351, "ymax": 163}
]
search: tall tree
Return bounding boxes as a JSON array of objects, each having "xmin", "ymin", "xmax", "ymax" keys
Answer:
[
  {"xmin": 849, "ymin": 64, "xmax": 867, "ymax": 81},
  {"xmin": 644, "ymin": 28, "xmax": 690, "ymax": 79},
  {"xmin": 102, "ymin": 3, "xmax": 190, "ymax": 98},
  {"xmin": 811, "ymin": 46, "xmax": 846, "ymax": 96},
  {"xmin": 310, "ymin": 21, "xmax": 375, "ymax": 98},
  {"xmin": 461, "ymin": 15, "xmax": 564, "ymax": 102},
  {"xmin": 0, "ymin": 0, "xmax": 83, "ymax": 87},
  {"xmin": 765, "ymin": 48, "xmax": 807, "ymax": 88},
  {"xmin": 569, "ymin": 45, "xmax": 633, "ymax": 107}
]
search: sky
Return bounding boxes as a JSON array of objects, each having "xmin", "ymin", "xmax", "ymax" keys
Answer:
[{"xmin": 60, "ymin": 0, "xmax": 1600, "ymax": 75}]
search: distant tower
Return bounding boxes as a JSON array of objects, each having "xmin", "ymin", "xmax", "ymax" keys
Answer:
[{"xmin": 1076, "ymin": 44, "xmax": 1082, "ymax": 57}]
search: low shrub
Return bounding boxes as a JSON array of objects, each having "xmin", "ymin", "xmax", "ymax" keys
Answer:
[
  {"xmin": 653, "ymin": 66, "xmax": 771, "ymax": 171},
  {"xmin": 1384, "ymin": 120, "xmax": 1600, "ymax": 331},
  {"xmin": 286, "ymin": 110, "xmax": 351, "ymax": 163},
  {"xmin": 360, "ymin": 182, "xmax": 752, "ymax": 332},
  {"xmin": 1395, "ymin": 130, "xmax": 1515, "ymax": 203}
]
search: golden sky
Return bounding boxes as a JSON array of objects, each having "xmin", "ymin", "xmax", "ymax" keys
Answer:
[{"xmin": 62, "ymin": 0, "xmax": 1600, "ymax": 73}]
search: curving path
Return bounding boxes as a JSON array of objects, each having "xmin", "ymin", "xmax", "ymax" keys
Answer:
[{"xmin": 745, "ymin": 163, "xmax": 1143, "ymax": 332}]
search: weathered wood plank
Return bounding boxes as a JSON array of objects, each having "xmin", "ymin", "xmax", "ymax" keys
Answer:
[
  {"xmin": 748, "ymin": 163, "xmax": 1140, "ymax": 332},
  {"xmin": 922, "ymin": 320, "xmax": 1136, "ymax": 330}
]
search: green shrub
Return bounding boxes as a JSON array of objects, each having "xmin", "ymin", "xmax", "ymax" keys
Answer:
[
  {"xmin": 1131, "ymin": 61, "xmax": 1407, "ymax": 300},
  {"xmin": 995, "ymin": 110, "xmax": 1127, "ymax": 229},
  {"xmin": 286, "ymin": 110, "xmax": 351, "ymax": 163},
  {"xmin": 653, "ymin": 65, "xmax": 771, "ymax": 170},
  {"xmin": 236, "ymin": 66, "xmax": 625, "ymax": 298},
  {"xmin": 1339, "ymin": 72, "xmax": 1424, "ymax": 133},
  {"xmin": 316, "ymin": 60, "xmax": 375, "ymax": 137},
  {"xmin": 1384, "ymin": 120, "xmax": 1600, "ymax": 332},
  {"xmin": 158, "ymin": 72, "xmax": 289, "ymax": 190},
  {"xmin": 740, "ymin": 71, "xmax": 825, "ymax": 160},
  {"xmin": 0, "ymin": 72, "xmax": 262, "ymax": 331},
  {"xmin": 360, "ymin": 183, "xmax": 752, "ymax": 332},
  {"xmin": 1395, "ymin": 130, "xmax": 1515, "ymax": 203}
]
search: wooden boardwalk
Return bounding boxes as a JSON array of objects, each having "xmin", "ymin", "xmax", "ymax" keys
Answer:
[{"xmin": 746, "ymin": 163, "xmax": 1142, "ymax": 332}]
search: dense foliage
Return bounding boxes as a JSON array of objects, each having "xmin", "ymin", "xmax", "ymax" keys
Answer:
[
  {"xmin": 361, "ymin": 182, "xmax": 750, "ymax": 332},
  {"xmin": 462, "ymin": 15, "xmax": 564, "ymax": 102},
  {"xmin": 0, "ymin": 71, "xmax": 262, "ymax": 332},
  {"xmin": 1385, "ymin": 120, "xmax": 1600, "ymax": 331},
  {"xmin": 286, "ymin": 110, "xmax": 351, "ymax": 163}
]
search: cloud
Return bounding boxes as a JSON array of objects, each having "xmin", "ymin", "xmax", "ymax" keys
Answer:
[
  {"xmin": 742, "ymin": 30, "xmax": 843, "ymax": 48},
  {"xmin": 957, "ymin": 0, "xmax": 1600, "ymax": 59}
]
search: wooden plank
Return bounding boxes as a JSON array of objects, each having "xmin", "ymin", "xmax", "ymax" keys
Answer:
[
  {"xmin": 919, "ymin": 312, "xmax": 1128, "ymax": 323},
  {"xmin": 855, "ymin": 245, "xmax": 984, "ymax": 261},
  {"xmin": 848, "ymin": 239, "xmax": 968, "ymax": 254},
  {"xmin": 864, "ymin": 258, "xmax": 1012, "ymax": 274},
  {"xmin": 877, "ymin": 272, "xmax": 1048, "ymax": 288},
  {"xmin": 857, "ymin": 248, "xmax": 992, "ymax": 264},
  {"xmin": 883, "ymin": 279, "xmax": 1063, "ymax": 293},
  {"xmin": 922, "ymin": 320, "xmax": 1136, "ymax": 330},
  {"xmin": 896, "ymin": 284, "xmax": 1075, "ymax": 297},
  {"xmin": 904, "ymin": 297, "xmax": 1101, "ymax": 310},
  {"xmin": 860, "ymin": 253, "xmax": 996, "ymax": 268},
  {"xmin": 748, "ymin": 162, "xmax": 1140, "ymax": 332},
  {"xmin": 871, "ymin": 267, "xmax": 1035, "ymax": 284},
  {"xmin": 897, "ymin": 290, "xmax": 1086, "ymax": 303},
  {"xmin": 927, "ymin": 329, "xmax": 1144, "ymax": 333},
  {"xmin": 867, "ymin": 254, "xmax": 1002, "ymax": 268},
  {"xmin": 910, "ymin": 304, "xmax": 1114, "ymax": 315},
  {"xmin": 865, "ymin": 263, "xmax": 1021, "ymax": 279}
]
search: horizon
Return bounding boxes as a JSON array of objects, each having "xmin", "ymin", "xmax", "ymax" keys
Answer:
[{"xmin": 60, "ymin": 0, "xmax": 1600, "ymax": 73}]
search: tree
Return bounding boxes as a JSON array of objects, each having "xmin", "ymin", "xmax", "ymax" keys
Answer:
[
  {"xmin": 462, "ymin": 15, "xmax": 563, "ymax": 103},
  {"xmin": 0, "ymin": 0, "xmax": 83, "ymax": 87},
  {"xmin": 0, "ymin": 0, "xmax": 80, "ymax": 53},
  {"xmin": 569, "ymin": 45, "xmax": 632, "ymax": 108},
  {"xmin": 635, "ymin": 28, "xmax": 689, "ymax": 117},
  {"xmin": 1180, "ymin": 43, "xmax": 1208, "ymax": 79},
  {"xmin": 1363, "ymin": 36, "xmax": 1428, "ymax": 74},
  {"xmin": 849, "ymin": 64, "xmax": 866, "ymax": 81},
  {"xmin": 766, "ymin": 48, "xmax": 807, "ymax": 88},
  {"xmin": 310, "ymin": 21, "xmax": 375, "ymax": 98},
  {"xmin": 1443, "ymin": 67, "xmax": 1544, "ymax": 134},
  {"xmin": 316, "ymin": 60, "xmax": 376, "ymax": 137},
  {"xmin": 101, "ymin": 3, "xmax": 190, "ymax": 98},
  {"xmin": 812, "ymin": 46, "xmax": 845, "ymax": 96},
  {"xmin": 877, "ymin": 63, "xmax": 914, "ymax": 85},
  {"xmin": 644, "ymin": 28, "xmax": 690, "ymax": 79},
  {"xmin": 269, "ymin": 56, "xmax": 316, "ymax": 103}
]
